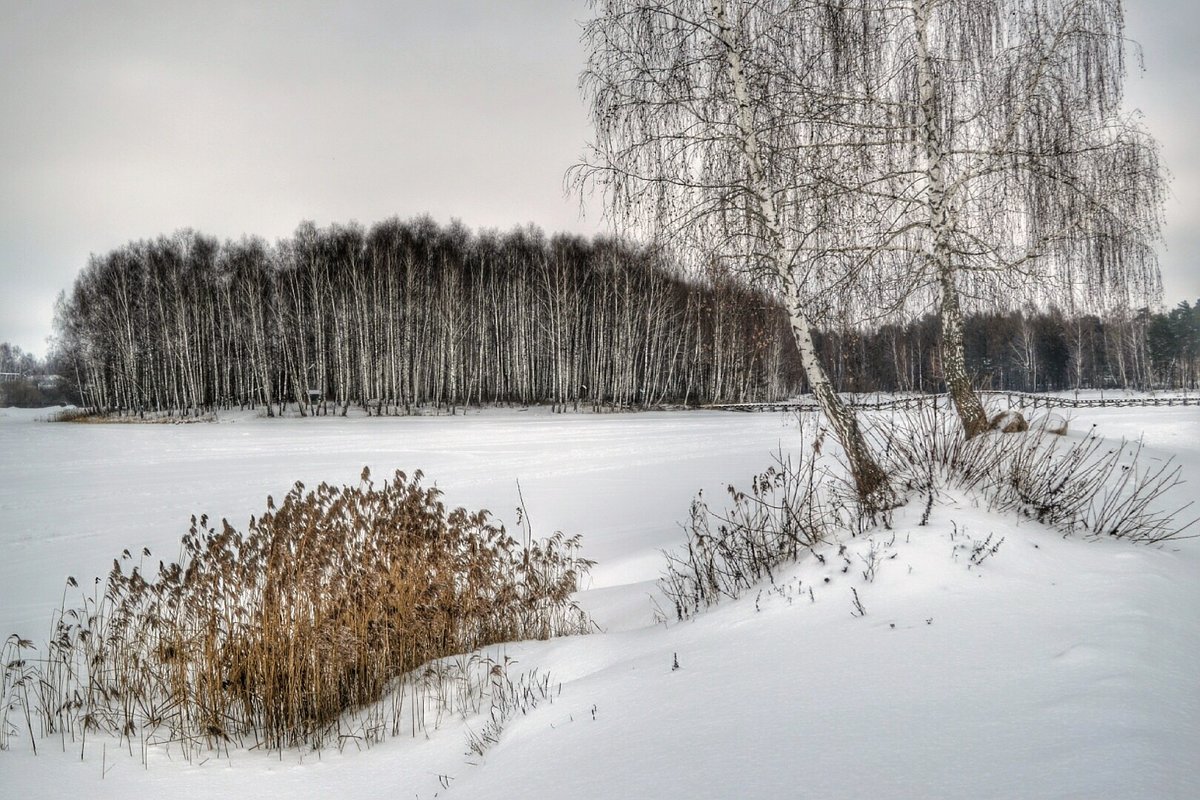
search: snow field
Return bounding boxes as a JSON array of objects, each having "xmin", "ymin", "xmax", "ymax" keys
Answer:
[{"xmin": 0, "ymin": 404, "xmax": 1197, "ymax": 799}]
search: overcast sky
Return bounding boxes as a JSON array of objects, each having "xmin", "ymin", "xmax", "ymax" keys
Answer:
[{"xmin": 2, "ymin": 1, "xmax": 1196, "ymax": 358}]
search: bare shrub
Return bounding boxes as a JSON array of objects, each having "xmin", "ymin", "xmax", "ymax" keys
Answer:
[
  {"xmin": 660, "ymin": 448, "xmax": 849, "ymax": 620},
  {"xmin": 658, "ymin": 402, "xmax": 1193, "ymax": 627},
  {"xmin": 883, "ymin": 404, "xmax": 1196, "ymax": 544},
  {"xmin": 7, "ymin": 468, "xmax": 591, "ymax": 755}
]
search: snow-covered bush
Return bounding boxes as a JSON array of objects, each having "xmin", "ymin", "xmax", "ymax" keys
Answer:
[
  {"xmin": 883, "ymin": 404, "xmax": 1195, "ymax": 544},
  {"xmin": 660, "ymin": 402, "xmax": 1194, "ymax": 624}
]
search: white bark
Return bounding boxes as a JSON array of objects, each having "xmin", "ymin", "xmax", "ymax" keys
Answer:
[
  {"xmin": 709, "ymin": 0, "xmax": 892, "ymax": 504},
  {"xmin": 913, "ymin": 0, "xmax": 989, "ymax": 436}
]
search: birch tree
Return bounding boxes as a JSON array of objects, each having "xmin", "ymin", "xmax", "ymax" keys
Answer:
[
  {"xmin": 878, "ymin": 0, "xmax": 1167, "ymax": 435},
  {"xmin": 579, "ymin": 0, "xmax": 1164, "ymax": 445},
  {"xmin": 56, "ymin": 218, "xmax": 801, "ymax": 414},
  {"xmin": 578, "ymin": 0, "xmax": 897, "ymax": 507}
]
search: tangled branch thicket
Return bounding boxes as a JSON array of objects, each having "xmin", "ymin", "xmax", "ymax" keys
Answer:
[
  {"xmin": 661, "ymin": 443, "xmax": 849, "ymax": 620},
  {"xmin": 2, "ymin": 468, "xmax": 591, "ymax": 754},
  {"xmin": 661, "ymin": 406, "xmax": 1195, "ymax": 620},
  {"xmin": 884, "ymin": 405, "xmax": 1197, "ymax": 544}
]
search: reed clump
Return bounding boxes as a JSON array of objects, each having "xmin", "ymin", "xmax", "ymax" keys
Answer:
[{"xmin": 11, "ymin": 468, "xmax": 591, "ymax": 753}]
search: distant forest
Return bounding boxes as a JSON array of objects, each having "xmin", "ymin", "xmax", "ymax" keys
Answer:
[
  {"xmin": 52, "ymin": 219, "xmax": 798, "ymax": 415},
  {"xmin": 32, "ymin": 217, "xmax": 1200, "ymax": 415}
]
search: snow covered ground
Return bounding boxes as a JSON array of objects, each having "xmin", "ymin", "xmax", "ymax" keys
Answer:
[{"xmin": 1, "ymin": 403, "xmax": 1197, "ymax": 799}]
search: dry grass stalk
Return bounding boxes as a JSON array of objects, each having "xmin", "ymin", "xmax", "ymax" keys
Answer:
[
  {"xmin": 880, "ymin": 404, "xmax": 1196, "ymax": 543},
  {"xmin": 4, "ymin": 468, "xmax": 591, "ymax": 755},
  {"xmin": 661, "ymin": 404, "xmax": 1195, "ymax": 623}
]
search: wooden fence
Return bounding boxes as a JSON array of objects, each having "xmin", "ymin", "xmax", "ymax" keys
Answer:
[{"xmin": 705, "ymin": 391, "xmax": 1198, "ymax": 413}]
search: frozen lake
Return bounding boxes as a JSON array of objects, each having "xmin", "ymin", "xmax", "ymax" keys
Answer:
[{"xmin": 0, "ymin": 407, "xmax": 812, "ymax": 639}]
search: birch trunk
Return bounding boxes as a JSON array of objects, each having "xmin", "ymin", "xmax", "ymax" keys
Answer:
[
  {"xmin": 710, "ymin": 0, "xmax": 892, "ymax": 507},
  {"xmin": 913, "ymin": 0, "xmax": 989, "ymax": 438}
]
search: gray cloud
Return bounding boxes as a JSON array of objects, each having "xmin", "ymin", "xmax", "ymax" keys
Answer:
[
  {"xmin": 1124, "ymin": 0, "xmax": 1200, "ymax": 309},
  {"xmin": 1, "ymin": 1, "xmax": 599, "ymax": 357},
  {"xmin": 1, "ymin": 1, "xmax": 1195, "ymax": 358}
]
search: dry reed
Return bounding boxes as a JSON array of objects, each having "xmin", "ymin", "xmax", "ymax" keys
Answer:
[{"xmin": 4, "ymin": 467, "xmax": 591, "ymax": 756}]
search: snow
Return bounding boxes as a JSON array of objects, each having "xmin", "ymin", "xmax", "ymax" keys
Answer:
[{"xmin": 1, "ymin": 403, "xmax": 1198, "ymax": 799}]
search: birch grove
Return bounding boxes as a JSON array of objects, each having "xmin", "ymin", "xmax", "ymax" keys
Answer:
[{"xmin": 53, "ymin": 220, "xmax": 802, "ymax": 415}]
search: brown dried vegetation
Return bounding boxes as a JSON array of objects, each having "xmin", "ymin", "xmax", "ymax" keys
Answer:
[{"xmin": 5, "ymin": 468, "xmax": 591, "ymax": 754}]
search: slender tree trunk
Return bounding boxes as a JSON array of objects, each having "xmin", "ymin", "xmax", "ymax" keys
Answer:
[
  {"xmin": 913, "ymin": 0, "xmax": 989, "ymax": 438},
  {"xmin": 710, "ymin": 0, "xmax": 892, "ymax": 507}
]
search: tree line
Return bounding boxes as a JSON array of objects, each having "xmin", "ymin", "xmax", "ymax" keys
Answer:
[
  {"xmin": 0, "ymin": 342, "xmax": 77, "ymax": 407},
  {"xmin": 818, "ymin": 302, "xmax": 1200, "ymax": 395},
  {"xmin": 36, "ymin": 214, "xmax": 1197, "ymax": 416},
  {"xmin": 51, "ymin": 219, "xmax": 802, "ymax": 416}
]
